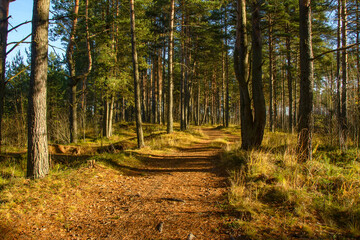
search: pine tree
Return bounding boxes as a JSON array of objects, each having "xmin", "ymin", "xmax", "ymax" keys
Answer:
[{"xmin": 27, "ymin": 0, "xmax": 50, "ymax": 179}]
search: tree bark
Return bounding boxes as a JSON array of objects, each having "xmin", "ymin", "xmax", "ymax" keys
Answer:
[
  {"xmin": 225, "ymin": 7, "xmax": 230, "ymax": 128},
  {"xmin": 167, "ymin": 0, "xmax": 175, "ymax": 134},
  {"xmin": 234, "ymin": 0, "xmax": 266, "ymax": 149},
  {"xmin": 157, "ymin": 49, "xmax": 162, "ymax": 124},
  {"xmin": 286, "ymin": 23, "xmax": 293, "ymax": 132},
  {"xmin": 268, "ymin": 15, "xmax": 274, "ymax": 132},
  {"xmin": 27, "ymin": 0, "xmax": 50, "ymax": 179},
  {"xmin": 67, "ymin": 0, "xmax": 80, "ymax": 143},
  {"xmin": 297, "ymin": 0, "xmax": 314, "ymax": 162},
  {"xmin": 340, "ymin": 0, "xmax": 347, "ymax": 137},
  {"xmin": 130, "ymin": 0, "xmax": 145, "ymax": 148},
  {"xmin": 108, "ymin": 94, "xmax": 114, "ymax": 137},
  {"xmin": 0, "ymin": 0, "xmax": 14, "ymax": 152}
]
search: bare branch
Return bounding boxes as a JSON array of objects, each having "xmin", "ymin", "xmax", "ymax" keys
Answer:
[
  {"xmin": 311, "ymin": 43, "xmax": 360, "ymax": 61},
  {"xmin": 8, "ymin": 20, "xmax": 31, "ymax": 33},
  {"xmin": 6, "ymin": 33, "xmax": 31, "ymax": 56},
  {"xmin": 5, "ymin": 65, "xmax": 29, "ymax": 85}
]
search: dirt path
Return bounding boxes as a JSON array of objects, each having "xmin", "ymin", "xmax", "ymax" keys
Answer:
[{"xmin": 4, "ymin": 128, "xmax": 238, "ymax": 240}]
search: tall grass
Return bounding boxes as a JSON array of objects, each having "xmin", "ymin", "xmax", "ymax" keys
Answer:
[{"xmin": 222, "ymin": 129, "xmax": 360, "ymax": 239}]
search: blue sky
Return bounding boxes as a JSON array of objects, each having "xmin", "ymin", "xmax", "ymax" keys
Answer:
[{"xmin": 7, "ymin": 1, "xmax": 63, "ymax": 63}]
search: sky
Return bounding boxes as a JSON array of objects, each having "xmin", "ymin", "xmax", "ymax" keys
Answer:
[{"xmin": 7, "ymin": 0, "xmax": 64, "ymax": 63}]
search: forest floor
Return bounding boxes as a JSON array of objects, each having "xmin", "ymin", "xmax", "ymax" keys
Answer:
[{"xmin": 0, "ymin": 127, "xmax": 241, "ymax": 240}]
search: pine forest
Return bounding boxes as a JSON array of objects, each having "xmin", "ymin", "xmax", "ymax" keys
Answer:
[{"xmin": 1, "ymin": 0, "xmax": 360, "ymax": 238}]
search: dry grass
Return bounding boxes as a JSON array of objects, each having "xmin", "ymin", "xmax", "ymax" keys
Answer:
[{"xmin": 221, "ymin": 128, "xmax": 360, "ymax": 239}]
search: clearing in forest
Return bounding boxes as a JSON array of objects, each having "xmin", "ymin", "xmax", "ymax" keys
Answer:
[{"xmin": 0, "ymin": 128, "xmax": 239, "ymax": 239}]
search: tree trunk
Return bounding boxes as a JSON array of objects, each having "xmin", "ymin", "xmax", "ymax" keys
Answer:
[
  {"xmin": 268, "ymin": 15, "xmax": 274, "ymax": 132},
  {"xmin": 0, "ymin": 0, "xmax": 14, "ymax": 152},
  {"xmin": 167, "ymin": 0, "xmax": 175, "ymax": 134},
  {"xmin": 357, "ymin": 0, "xmax": 360, "ymax": 146},
  {"xmin": 130, "ymin": 0, "xmax": 145, "ymax": 148},
  {"xmin": 152, "ymin": 58, "xmax": 156, "ymax": 123},
  {"xmin": 225, "ymin": 7, "xmax": 230, "ymax": 127},
  {"xmin": 234, "ymin": 0, "xmax": 266, "ymax": 149},
  {"xmin": 297, "ymin": 0, "xmax": 314, "ymax": 162},
  {"xmin": 336, "ymin": 0, "xmax": 341, "ymax": 143},
  {"xmin": 108, "ymin": 94, "xmax": 114, "ymax": 137},
  {"xmin": 67, "ymin": 0, "xmax": 80, "ymax": 143},
  {"xmin": 196, "ymin": 77, "xmax": 200, "ymax": 126},
  {"xmin": 157, "ymin": 49, "xmax": 162, "ymax": 124},
  {"xmin": 103, "ymin": 98, "xmax": 109, "ymax": 138},
  {"xmin": 27, "ymin": 0, "xmax": 50, "ymax": 179},
  {"xmin": 286, "ymin": 24, "xmax": 293, "ymax": 132},
  {"xmin": 340, "ymin": 0, "xmax": 347, "ymax": 140}
]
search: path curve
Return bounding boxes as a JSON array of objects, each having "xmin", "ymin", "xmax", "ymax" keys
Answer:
[{"xmin": 5, "ymin": 128, "xmax": 238, "ymax": 240}]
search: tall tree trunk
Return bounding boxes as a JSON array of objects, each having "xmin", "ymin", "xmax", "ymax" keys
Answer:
[
  {"xmin": 273, "ymin": 46, "xmax": 278, "ymax": 129},
  {"xmin": 298, "ymin": 0, "xmax": 314, "ymax": 162},
  {"xmin": 80, "ymin": 0, "xmax": 92, "ymax": 142},
  {"xmin": 336, "ymin": 0, "xmax": 341, "ymax": 141},
  {"xmin": 152, "ymin": 58, "xmax": 157, "ymax": 123},
  {"xmin": 196, "ymin": 77, "xmax": 200, "ymax": 126},
  {"xmin": 225, "ymin": 7, "xmax": 230, "ymax": 128},
  {"xmin": 286, "ymin": 24, "xmax": 293, "ymax": 132},
  {"xmin": 234, "ymin": 0, "xmax": 266, "ymax": 149},
  {"xmin": 222, "ymin": 30, "xmax": 226, "ymax": 127},
  {"xmin": 0, "ymin": 0, "xmax": 14, "ymax": 152},
  {"xmin": 167, "ymin": 0, "xmax": 175, "ymax": 134},
  {"xmin": 130, "ymin": 0, "xmax": 144, "ymax": 148},
  {"xmin": 157, "ymin": 49, "xmax": 162, "ymax": 124},
  {"xmin": 268, "ymin": 15, "xmax": 274, "ymax": 132},
  {"xmin": 103, "ymin": 98, "xmax": 109, "ymax": 138},
  {"xmin": 67, "ymin": 0, "xmax": 80, "ymax": 143},
  {"xmin": 27, "ymin": 0, "xmax": 50, "ymax": 179},
  {"xmin": 180, "ymin": 14, "xmax": 185, "ymax": 130},
  {"xmin": 340, "ymin": 0, "xmax": 347, "ymax": 140},
  {"xmin": 357, "ymin": 0, "xmax": 360, "ymax": 146},
  {"xmin": 108, "ymin": 94, "xmax": 114, "ymax": 137}
]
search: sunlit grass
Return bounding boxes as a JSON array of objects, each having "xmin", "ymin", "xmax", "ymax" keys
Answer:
[{"xmin": 222, "ymin": 129, "xmax": 360, "ymax": 238}]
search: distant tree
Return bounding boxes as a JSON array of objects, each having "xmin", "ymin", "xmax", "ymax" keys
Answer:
[
  {"xmin": 27, "ymin": 0, "xmax": 50, "ymax": 179},
  {"xmin": 297, "ymin": 0, "xmax": 314, "ymax": 161},
  {"xmin": 167, "ymin": 0, "xmax": 175, "ymax": 134},
  {"xmin": 130, "ymin": 0, "xmax": 144, "ymax": 148}
]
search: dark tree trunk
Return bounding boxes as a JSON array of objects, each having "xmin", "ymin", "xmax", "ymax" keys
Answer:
[
  {"xmin": 297, "ymin": 0, "xmax": 314, "ymax": 162},
  {"xmin": 268, "ymin": 15, "xmax": 274, "ymax": 132},
  {"xmin": 157, "ymin": 49, "xmax": 162, "ymax": 124},
  {"xmin": 0, "ymin": 0, "xmax": 14, "ymax": 152},
  {"xmin": 130, "ymin": 0, "xmax": 145, "ymax": 148},
  {"xmin": 357, "ymin": 0, "xmax": 360, "ymax": 146},
  {"xmin": 234, "ymin": 0, "xmax": 266, "ymax": 149},
  {"xmin": 225, "ymin": 8, "xmax": 230, "ymax": 127},
  {"xmin": 336, "ymin": 0, "xmax": 341, "ymax": 139},
  {"xmin": 108, "ymin": 94, "xmax": 114, "ymax": 137},
  {"xmin": 286, "ymin": 24, "xmax": 293, "ymax": 132},
  {"xmin": 152, "ymin": 57, "xmax": 157, "ymax": 124},
  {"xmin": 27, "ymin": 0, "xmax": 50, "ymax": 179},
  {"xmin": 67, "ymin": 0, "xmax": 79, "ymax": 143},
  {"xmin": 167, "ymin": 0, "xmax": 175, "ymax": 133},
  {"xmin": 340, "ymin": 0, "xmax": 347, "ymax": 138},
  {"xmin": 103, "ymin": 98, "xmax": 109, "ymax": 138}
]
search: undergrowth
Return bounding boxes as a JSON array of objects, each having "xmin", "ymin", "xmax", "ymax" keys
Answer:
[{"xmin": 221, "ymin": 128, "xmax": 360, "ymax": 239}]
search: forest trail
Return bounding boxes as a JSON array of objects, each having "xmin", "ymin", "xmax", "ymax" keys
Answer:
[{"xmin": 3, "ymin": 128, "xmax": 239, "ymax": 240}]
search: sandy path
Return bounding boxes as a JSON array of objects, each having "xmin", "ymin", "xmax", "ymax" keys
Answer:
[{"xmin": 4, "ymin": 128, "xmax": 237, "ymax": 240}]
